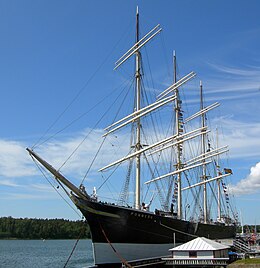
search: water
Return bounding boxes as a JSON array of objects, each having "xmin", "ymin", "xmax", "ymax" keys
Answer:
[{"xmin": 0, "ymin": 239, "xmax": 94, "ymax": 268}]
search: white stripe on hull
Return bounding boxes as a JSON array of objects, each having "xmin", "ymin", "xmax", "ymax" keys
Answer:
[{"xmin": 92, "ymin": 242, "xmax": 177, "ymax": 265}]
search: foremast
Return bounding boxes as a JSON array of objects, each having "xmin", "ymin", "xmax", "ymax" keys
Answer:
[{"xmin": 106, "ymin": 9, "xmax": 162, "ymax": 210}]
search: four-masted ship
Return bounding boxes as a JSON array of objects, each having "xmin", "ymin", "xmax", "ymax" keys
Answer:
[{"xmin": 27, "ymin": 8, "xmax": 237, "ymax": 268}]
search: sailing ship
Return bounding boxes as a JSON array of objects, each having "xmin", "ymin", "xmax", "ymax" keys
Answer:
[{"xmin": 27, "ymin": 9, "xmax": 237, "ymax": 268}]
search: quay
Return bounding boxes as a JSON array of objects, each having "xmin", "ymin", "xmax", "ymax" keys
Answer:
[
  {"xmin": 119, "ymin": 236, "xmax": 260, "ymax": 268},
  {"xmin": 121, "ymin": 237, "xmax": 230, "ymax": 268}
]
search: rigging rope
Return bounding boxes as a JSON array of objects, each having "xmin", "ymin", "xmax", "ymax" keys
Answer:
[
  {"xmin": 159, "ymin": 222, "xmax": 198, "ymax": 238},
  {"xmin": 99, "ymin": 222, "xmax": 132, "ymax": 268},
  {"xmin": 93, "ymin": 77, "xmax": 135, "ymax": 195},
  {"xmin": 139, "ymin": 60, "xmax": 177, "ymax": 210},
  {"xmin": 63, "ymin": 219, "xmax": 87, "ymax": 268},
  {"xmin": 30, "ymin": 155, "xmax": 81, "ymax": 217},
  {"xmin": 59, "ymin": 75, "xmax": 135, "ymax": 184},
  {"xmin": 142, "ymin": 152, "xmax": 166, "ymax": 209},
  {"xmin": 118, "ymin": 158, "xmax": 133, "ymax": 206},
  {"xmin": 160, "ymin": 32, "xmax": 172, "ymax": 79},
  {"xmin": 97, "ymin": 164, "xmax": 120, "ymax": 191},
  {"xmin": 118, "ymin": 121, "xmax": 135, "ymax": 206},
  {"xmin": 34, "ymin": 84, "xmax": 127, "ymax": 149},
  {"xmin": 33, "ymin": 21, "xmax": 133, "ymax": 149},
  {"xmin": 80, "ymin": 137, "xmax": 106, "ymax": 185}
]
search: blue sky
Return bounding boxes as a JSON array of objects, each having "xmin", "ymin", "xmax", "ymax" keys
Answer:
[{"xmin": 0, "ymin": 0, "xmax": 260, "ymax": 225}]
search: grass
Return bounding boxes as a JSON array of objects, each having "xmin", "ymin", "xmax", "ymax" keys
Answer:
[
  {"xmin": 229, "ymin": 258, "xmax": 260, "ymax": 266},
  {"xmin": 237, "ymin": 258, "xmax": 260, "ymax": 263}
]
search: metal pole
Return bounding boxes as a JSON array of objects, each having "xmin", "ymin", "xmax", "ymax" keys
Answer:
[
  {"xmin": 135, "ymin": 6, "xmax": 141, "ymax": 210},
  {"xmin": 216, "ymin": 128, "xmax": 221, "ymax": 221},
  {"xmin": 174, "ymin": 51, "xmax": 182, "ymax": 219},
  {"xmin": 200, "ymin": 81, "xmax": 207, "ymax": 223}
]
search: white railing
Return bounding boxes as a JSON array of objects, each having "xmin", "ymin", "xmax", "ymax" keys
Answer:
[{"xmin": 163, "ymin": 257, "xmax": 228, "ymax": 266}]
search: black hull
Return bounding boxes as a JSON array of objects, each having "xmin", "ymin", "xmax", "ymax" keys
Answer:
[{"xmin": 72, "ymin": 197, "xmax": 236, "ymax": 266}]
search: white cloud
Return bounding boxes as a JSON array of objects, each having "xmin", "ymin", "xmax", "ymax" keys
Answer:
[
  {"xmin": 0, "ymin": 179, "xmax": 19, "ymax": 187},
  {"xmin": 0, "ymin": 127, "xmax": 132, "ymax": 203},
  {"xmin": 0, "ymin": 116, "xmax": 259, "ymax": 184},
  {"xmin": 0, "ymin": 193, "xmax": 58, "ymax": 200},
  {"xmin": 211, "ymin": 117, "xmax": 260, "ymax": 160},
  {"xmin": 0, "ymin": 140, "xmax": 36, "ymax": 177},
  {"xmin": 28, "ymin": 128, "xmax": 130, "ymax": 180},
  {"xmin": 229, "ymin": 162, "xmax": 260, "ymax": 195},
  {"xmin": 30, "ymin": 183, "xmax": 57, "ymax": 193},
  {"xmin": 187, "ymin": 64, "xmax": 260, "ymax": 100},
  {"xmin": 208, "ymin": 63, "xmax": 260, "ymax": 77}
]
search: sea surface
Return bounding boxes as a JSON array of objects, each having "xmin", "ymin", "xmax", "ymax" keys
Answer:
[{"xmin": 0, "ymin": 239, "xmax": 94, "ymax": 268}]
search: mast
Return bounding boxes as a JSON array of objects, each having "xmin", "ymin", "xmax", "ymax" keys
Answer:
[
  {"xmin": 200, "ymin": 81, "xmax": 208, "ymax": 223},
  {"xmin": 216, "ymin": 128, "xmax": 221, "ymax": 221},
  {"xmin": 173, "ymin": 51, "xmax": 177, "ymax": 83},
  {"xmin": 135, "ymin": 6, "xmax": 141, "ymax": 209},
  {"xmin": 174, "ymin": 51, "xmax": 183, "ymax": 219},
  {"xmin": 105, "ymin": 13, "xmax": 162, "ymax": 211},
  {"xmin": 240, "ymin": 211, "xmax": 244, "ymax": 235}
]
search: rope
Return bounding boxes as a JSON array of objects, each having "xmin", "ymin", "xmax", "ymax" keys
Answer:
[
  {"xmin": 30, "ymin": 155, "xmax": 88, "ymax": 267},
  {"xmin": 30, "ymin": 155, "xmax": 81, "ymax": 217},
  {"xmin": 80, "ymin": 137, "xmax": 106, "ymax": 185},
  {"xmin": 159, "ymin": 222, "xmax": 198, "ymax": 239},
  {"xmin": 59, "ymin": 75, "xmax": 135, "ymax": 178},
  {"xmin": 63, "ymin": 220, "xmax": 87, "ymax": 268},
  {"xmin": 32, "ymin": 21, "xmax": 133, "ymax": 150},
  {"xmin": 99, "ymin": 222, "xmax": 132, "ymax": 268}
]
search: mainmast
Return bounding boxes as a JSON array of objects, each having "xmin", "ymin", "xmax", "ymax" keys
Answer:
[
  {"xmin": 174, "ymin": 51, "xmax": 183, "ymax": 219},
  {"xmin": 200, "ymin": 81, "xmax": 208, "ymax": 223},
  {"xmin": 135, "ymin": 6, "xmax": 141, "ymax": 209}
]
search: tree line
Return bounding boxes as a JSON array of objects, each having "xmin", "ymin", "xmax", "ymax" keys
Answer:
[{"xmin": 0, "ymin": 217, "xmax": 91, "ymax": 239}]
